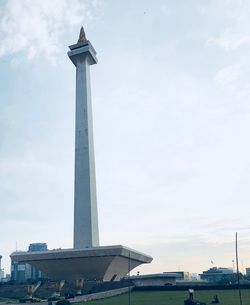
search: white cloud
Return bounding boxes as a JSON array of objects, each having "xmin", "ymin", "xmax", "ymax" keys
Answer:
[
  {"xmin": 214, "ymin": 64, "xmax": 240, "ymax": 86},
  {"xmin": 207, "ymin": 1, "xmax": 250, "ymax": 51},
  {"xmin": 0, "ymin": 0, "xmax": 95, "ymax": 64},
  {"xmin": 208, "ymin": 33, "xmax": 250, "ymax": 52}
]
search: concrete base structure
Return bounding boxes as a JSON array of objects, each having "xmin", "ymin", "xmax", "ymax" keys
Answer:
[{"xmin": 11, "ymin": 246, "xmax": 152, "ymax": 282}]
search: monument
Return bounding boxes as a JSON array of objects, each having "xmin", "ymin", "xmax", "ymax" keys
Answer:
[
  {"xmin": 11, "ymin": 28, "xmax": 152, "ymax": 282},
  {"xmin": 70, "ymin": 26, "xmax": 99, "ymax": 249}
]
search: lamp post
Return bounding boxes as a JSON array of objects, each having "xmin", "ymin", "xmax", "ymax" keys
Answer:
[
  {"xmin": 236, "ymin": 232, "xmax": 243, "ymax": 305},
  {"xmin": 128, "ymin": 251, "xmax": 131, "ymax": 305}
]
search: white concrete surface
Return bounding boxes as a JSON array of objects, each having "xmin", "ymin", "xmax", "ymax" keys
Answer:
[{"xmin": 11, "ymin": 246, "xmax": 153, "ymax": 281}]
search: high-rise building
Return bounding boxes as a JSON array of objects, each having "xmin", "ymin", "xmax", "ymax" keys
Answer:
[
  {"xmin": 11, "ymin": 243, "xmax": 48, "ymax": 282},
  {"xmin": 0, "ymin": 255, "xmax": 4, "ymax": 281},
  {"xmin": 28, "ymin": 243, "xmax": 48, "ymax": 252}
]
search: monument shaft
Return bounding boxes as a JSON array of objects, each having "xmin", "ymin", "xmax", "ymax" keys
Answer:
[{"xmin": 68, "ymin": 40, "xmax": 99, "ymax": 248}]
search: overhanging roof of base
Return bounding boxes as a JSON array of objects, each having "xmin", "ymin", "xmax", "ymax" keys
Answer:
[{"xmin": 11, "ymin": 245, "xmax": 152, "ymax": 281}]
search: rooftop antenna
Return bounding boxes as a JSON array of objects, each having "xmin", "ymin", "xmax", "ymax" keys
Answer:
[
  {"xmin": 128, "ymin": 251, "xmax": 131, "ymax": 305},
  {"xmin": 236, "ymin": 232, "xmax": 243, "ymax": 305}
]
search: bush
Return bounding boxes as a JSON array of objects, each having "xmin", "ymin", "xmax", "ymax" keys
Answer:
[
  {"xmin": 48, "ymin": 296, "xmax": 61, "ymax": 301},
  {"xmin": 30, "ymin": 297, "xmax": 41, "ymax": 303},
  {"xmin": 55, "ymin": 300, "xmax": 70, "ymax": 305}
]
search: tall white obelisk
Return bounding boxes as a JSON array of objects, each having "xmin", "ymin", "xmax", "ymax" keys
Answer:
[{"xmin": 68, "ymin": 27, "xmax": 99, "ymax": 249}]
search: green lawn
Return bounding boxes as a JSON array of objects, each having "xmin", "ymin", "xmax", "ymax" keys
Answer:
[
  {"xmin": 79, "ymin": 289, "xmax": 250, "ymax": 305},
  {"xmin": 0, "ymin": 297, "xmax": 18, "ymax": 304}
]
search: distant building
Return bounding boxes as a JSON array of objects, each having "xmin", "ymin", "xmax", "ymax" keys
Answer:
[
  {"xmin": 11, "ymin": 261, "xmax": 26, "ymax": 283},
  {"xmin": 164, "ymin": 271, "xmax": 203, "ymax": 285},
  {"xmin": 128, "ymin": 273, "xmax": 183, "ymax": 287},
  {"xmin": 28, "ymin": 243, "xmax": 48, "ymax": 252},
  {"xmin": 3, "ymin": 274, "xmax": 11, "ymax": 282},
  {"xmin": 176, "ymin": 279, "xmax": 208, "ymax": 286},
  {"xmin": 0, "ymin": 255, "xmax": 4, "ymax": 281},
  {"xmin": 0, "ymin": 270, "xmax": 4, "ymax": 281},
  {"xmin": 5, "ymin": 273, "xmax": 11, "ymax": 280},
  {"xmin": 189, "ymin": 273, "xmax": 200, "ymax": 281},
  {"xmin": 11, "ymin": 243, "xmax": 48, "ymax": 282},
  {"xmin": 164, "ymin": 271, "xmax": 190, "ymax": 280},
  {"xmin": 246, "ymin": 268, "xmax": 250, "ymax": 277},
  {"xmin": 200, "ymin": 267, "xmax": 235, "ymax": 283}
]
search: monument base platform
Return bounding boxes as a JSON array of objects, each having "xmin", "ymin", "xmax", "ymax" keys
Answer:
[{"xmin": 11, "ymin": 245, "xmax": 152, "ymax": 281}]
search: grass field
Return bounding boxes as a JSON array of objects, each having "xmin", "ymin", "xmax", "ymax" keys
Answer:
[
  {"xmin": 79, "ymin": 289, "xmax": 250, "ymax": 305},
  {"xmin": 0, "ymin": 297, "xmax": 18, "ymax": 304}
]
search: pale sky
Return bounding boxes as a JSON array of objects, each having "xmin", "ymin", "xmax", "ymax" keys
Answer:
[{"xmin": 1, "ymin": 0, "xmax": 250, "ymax": 276}]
